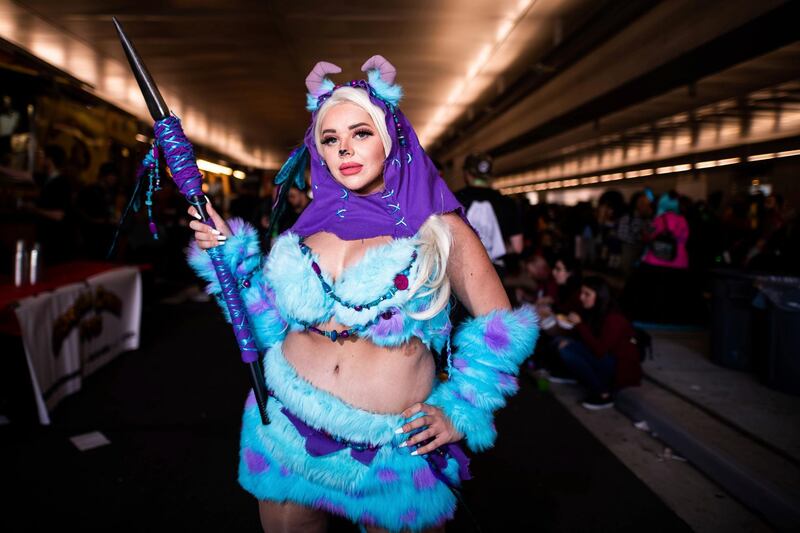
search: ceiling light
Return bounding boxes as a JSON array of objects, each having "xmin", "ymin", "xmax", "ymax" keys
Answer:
[
  {"xmin": 747, "ymin": 153, "xmax": 776, "ymax": 162},
  {"xmin": 197, "ymin": 159, "xmax": 232, "ymax": 176}
]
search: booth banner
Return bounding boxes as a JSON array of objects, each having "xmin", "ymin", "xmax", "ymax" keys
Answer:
[{"xmin": 14, "ymin": 267, "xmax": 142, "ymax": 424}]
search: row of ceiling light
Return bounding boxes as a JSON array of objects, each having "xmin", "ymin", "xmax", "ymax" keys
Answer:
[{"xmin": 498, "ymin": 149, "xmax": 800, "ymax": 195}]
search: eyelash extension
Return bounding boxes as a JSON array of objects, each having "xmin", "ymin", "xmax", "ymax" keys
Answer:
[
  {"xmin": 321, "ymin": 136, "xmax": 338, "ymax": 145},
  {"xmin": 354, "ymin": 129, "xmax": 374, "ymax": 139}
]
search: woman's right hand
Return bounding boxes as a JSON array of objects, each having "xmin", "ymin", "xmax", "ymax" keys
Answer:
[{"xmin": 188, "ymin": 201, "xmax": 232, "ymax": 249}]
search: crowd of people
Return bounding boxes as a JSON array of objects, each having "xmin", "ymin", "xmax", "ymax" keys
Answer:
[{"xmin": 15, "ymin": 135, "xmax": 798, "ymax": 413}]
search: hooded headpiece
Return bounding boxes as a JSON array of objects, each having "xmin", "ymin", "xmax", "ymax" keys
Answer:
[{"xmin": 275, "ymin": 55, "xmax": 465, "ymax": 241}]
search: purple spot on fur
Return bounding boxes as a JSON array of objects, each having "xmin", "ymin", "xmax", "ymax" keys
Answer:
[
  {"xmin": 244, "ymin": 448, "xmax": 269, "ymax": 474},
  {"xmin": 453, "ymin": 357, "xmax": 468, "ymax": 371},
  {"xmin": 279, "ymin": 465, "xmax": 291, "ymax": 477},
  {"xmin": 484, "ymin": 314, "xmax": 510, "ymax": 351},
  {"xmin": 498, "ymin": 372, "xmax": 518, "ymax": 390},
  {"xmin": 401, "ymin": 508, "xmax": 418, "ymax": 525},
  {"xmin": 359, "ymin": 512, "xmax": 377, "ymax": 526},
  {"xmin": 247, "ymin": 299, "xmax": 271, "ymax": 316},
  {"xmin": 371, "ymin": 309, "xmax": 404, "ymax": 337},
  {"xmin": 315, "ymin": 497, "xmax": 346, "ymax": 516},
  {"xmin": 227, "ymin": 217, "xmax": 247, "ymax": 235},
  {"xmin": 455, "ymin": 388, "xmax": 477, "ymax": 406},
  {"xmin": 376, "ymin": 467, "xmax": 399, "ymax": 483},
  {"xmin": 413, "ymin": 467, "xmax": 437, "ymax": 490},
  {"xmin": 245, "ymin": 391, "xmax": 257, "ymax": 408}
]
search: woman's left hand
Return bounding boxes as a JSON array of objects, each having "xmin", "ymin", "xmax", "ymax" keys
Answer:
[{"xmin": 398, "ymin": 403, "xmax": 464, "ymax": 455}]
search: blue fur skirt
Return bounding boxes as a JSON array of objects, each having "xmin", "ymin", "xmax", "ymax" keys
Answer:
[{"xmin": 238, "ymin": 343, "xmax": 465, "ymax": 532}]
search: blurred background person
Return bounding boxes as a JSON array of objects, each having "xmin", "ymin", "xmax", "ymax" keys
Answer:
[
  {"xmin": 456, "ymin": 152, "xmax": 523, "ymax": 276},
  {"xmin": 76, "ymin": 161, "xmax": 121, "ymax": 260},
  {"xmin": 556, "ymin": 276, "xmax": 642, "ymax": 410},
  {"xmin": 27, "ymin": 144, "xmax": 77, "ymax": 264},
  {"xmin": 617, "ymin": 191, "xmax": 653, "ymax": 276}
]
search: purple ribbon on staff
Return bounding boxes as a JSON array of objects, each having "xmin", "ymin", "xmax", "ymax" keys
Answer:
[{"xmin": 112, "ymin": 17, "xmax": 270, "ymax": 425}]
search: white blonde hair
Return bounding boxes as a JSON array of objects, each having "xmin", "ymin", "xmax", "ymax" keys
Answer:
[
  {"xmin": 313, "ymin": 87, "xmax": 392, "ymax": 157},
  {"xmin": 407, "ymin": 215, "xmax": 452, "ymax": 320}
]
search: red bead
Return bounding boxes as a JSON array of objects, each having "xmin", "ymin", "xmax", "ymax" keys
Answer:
[{"xmin": 394, "ymin": 274, "xmax": 408, "ymax": 290}]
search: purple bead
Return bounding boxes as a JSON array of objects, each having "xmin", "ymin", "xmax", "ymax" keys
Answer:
[
  {"xmin": 340, "ymin": 330, "xmax": 349, "ymax": 338},
  {"xmin": 242, "ymin": 279, "xmax": 251, "ymax": 288},
  {"xmin": 381, "ymin": 311, "xmax": 393, "ymax": 320},
  {"xmin": 354, "ymin": 305, "xmax": 363, "ymax": 311},
  {"xmin": 311, "ymin": 262, "xmax": 321, "ymax": 275}
]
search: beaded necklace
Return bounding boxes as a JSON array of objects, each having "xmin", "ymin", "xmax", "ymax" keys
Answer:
[{"xmin": 297, "ymin": 238, "xmax": 417, "ymax": 341}]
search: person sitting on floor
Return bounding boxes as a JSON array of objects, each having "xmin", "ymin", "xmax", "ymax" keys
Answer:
[{"xmin": 556, "ymin": 276, "xmax": 642, "ymax": 410}]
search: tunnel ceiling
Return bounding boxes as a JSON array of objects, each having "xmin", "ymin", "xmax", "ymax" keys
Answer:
[{"xmin": 0, "ymin": 0, "xmax": 796, "ymax": 174}]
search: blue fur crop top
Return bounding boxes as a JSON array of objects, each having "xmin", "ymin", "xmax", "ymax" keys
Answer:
[{"xmin": 187, "ymin": 219, "xmax": 453, "ymax": 354}]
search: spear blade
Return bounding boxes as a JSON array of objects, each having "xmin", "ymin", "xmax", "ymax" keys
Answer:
[{"xmin": 112, "ymin": 16, "xmax": 170, "ymax": 121}]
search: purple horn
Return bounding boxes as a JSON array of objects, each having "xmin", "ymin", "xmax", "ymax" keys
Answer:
[
  {"xmin": 305, "ymin": 61, "xmax": 342, "ymax": 96},
  {"xmin": 360, "ymin": 55, "xmax": 396, "ymax": 85}
]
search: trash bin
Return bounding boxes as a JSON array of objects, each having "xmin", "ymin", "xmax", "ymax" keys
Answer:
[
  {"xmin": 710, "ymin": 270, "xmax": 758, "ymax": 371},
  {"xmin": 752, "ymin": 276, "xmax": 800, "ymax": 395}
]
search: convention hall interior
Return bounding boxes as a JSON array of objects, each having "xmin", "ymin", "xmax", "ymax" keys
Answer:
[{"xmin": 1, "ymin": 1, "xmax": 799, "ymax": 531}]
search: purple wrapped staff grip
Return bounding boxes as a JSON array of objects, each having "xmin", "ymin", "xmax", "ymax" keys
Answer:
[{"xmin": 154, "ymin": 116, "xmax": 258, "ymax": 364}]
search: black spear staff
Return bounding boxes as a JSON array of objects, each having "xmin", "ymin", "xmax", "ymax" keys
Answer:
[{"xmin": 112, "ymin": 16, "xmax": 270, "ymax": 425}]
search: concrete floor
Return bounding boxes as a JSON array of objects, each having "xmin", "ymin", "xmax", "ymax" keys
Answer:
[
  {"xmin": 547, "ymin": 379, "xmax": 773, "ymax": 533},
  {"xmin": 540, "ymin": 326, "xmax": 800, "ymax": 532}
]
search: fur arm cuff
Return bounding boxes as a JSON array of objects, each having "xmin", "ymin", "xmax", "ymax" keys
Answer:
[
  {"xmin": 428, "ymin": 305, "xmax": 539, "ymax": 452},
  {"xmin": 187, "ymin": 218, "xmax": 287, "ymax": 350}
]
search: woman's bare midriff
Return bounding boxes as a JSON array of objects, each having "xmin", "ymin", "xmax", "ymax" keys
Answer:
[
  {"xmin": 279, "ymin": 231, "xmax": 436, "ymax": 414},
  {"xmin": 283, "ymin": 329, "xmax": 435, "ymax": 414}
]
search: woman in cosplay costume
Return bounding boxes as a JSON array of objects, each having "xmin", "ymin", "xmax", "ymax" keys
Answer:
[{"xmin": 187, "ymin": 56, "xmax": 538, "ymax": 533}]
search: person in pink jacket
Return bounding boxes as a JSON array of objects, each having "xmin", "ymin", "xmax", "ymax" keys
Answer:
[{"xmin": 642, "ymin": 192, "xmax": 689, "ymax": 270}]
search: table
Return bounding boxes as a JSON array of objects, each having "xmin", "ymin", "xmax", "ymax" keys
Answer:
[{"xmin": 1, "ymin": 262, "xmax": 143, "ymax": 424}]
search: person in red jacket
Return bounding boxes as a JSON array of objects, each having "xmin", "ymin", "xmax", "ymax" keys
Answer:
[{"xmin": 557, "ymin": 276, "xmax": 642, "ymax": 410}]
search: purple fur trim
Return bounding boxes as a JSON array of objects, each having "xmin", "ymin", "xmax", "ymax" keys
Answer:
[
  {"xmin": 376, "ymin": 467, "xmax": 399, "ymax": 483},
  {"xmin": 244, "ymin": 448, "xmax": 269, "ymax": 474},
  {"xmin": 484, "ymin": 314, "xmax": 510, "ymax": 351},
  {"xmin": 454, "ymin": 389, "xmax": 477, "ymax": 406},
  {"xmin": 359, "ymin": 512, "xmax": 377, "ymax": 526},
  {"xmin": 247, "ymin": 298, "xmax": 272, "ymax": 316},
  {"xmin": 452, "ymin": 357, "xmax": 468, "ymax": 371},
  {"xmin": 314, "ymin": 497, "xmax": 346, "ymax": 516},
  {"xmin": 371, "ymin": 309, "xmax": 404, "ymax": 337},
  {"xmin": 498, "ymin": 372, "xmax": 518, "ymax": 389},
  {"xmin": 412, "ymin": 466, "xmax": 437, "ymax": 490},
  {"xmin": 245, "ymin": 391, "xmax": 257, "ymax": 408},
  {"xmin": 279, "ymin": 465, "xmax": 291, "ymax": 477},
  {"xmin": 400, "ymin": 508, "xmax": 418, "ymax": 525},
  {"xmin": 227, "ymin": 217, "xmax": 249, "ymax": 235}
]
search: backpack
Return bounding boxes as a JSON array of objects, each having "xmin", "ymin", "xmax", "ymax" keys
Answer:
[
  {"xmin": 650, "ymin": 228, "xmax": 678, "ymax": 261},
  {"xmin": 631, "ymin": 327, "xmax": 652, "ymax": 361},
  {"xmin": 465, "ymin": 200, "xmax": 506, "ymax": 261}
]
